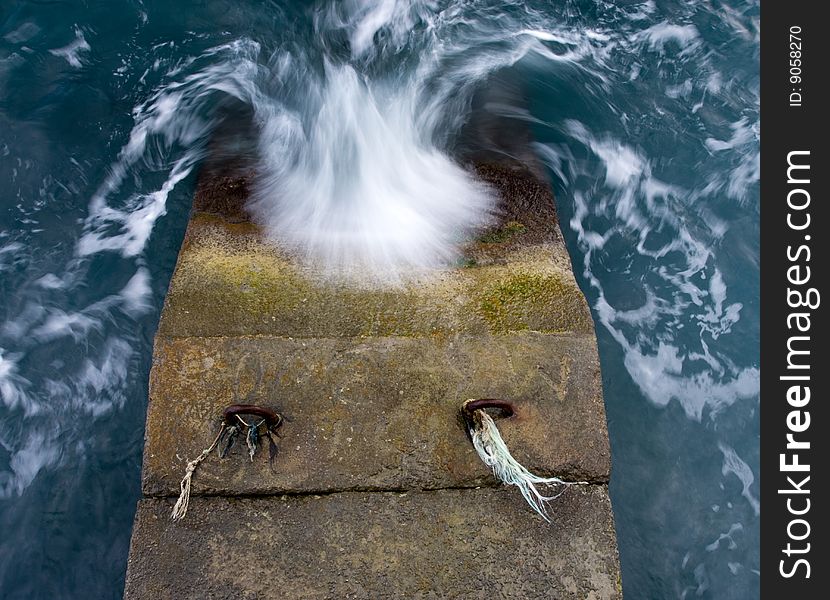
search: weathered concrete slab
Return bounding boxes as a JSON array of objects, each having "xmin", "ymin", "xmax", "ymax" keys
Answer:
[
  {"xmin": 125, "ymin": 487, "xmax": 621, "ymax": 600},
  {"xmin": 143, "ymin": 332, "xmax": 608, "ymax": 496},
  {"xmin": 127, "ymin": 160, "xmax": 620, "ymax": 599}
]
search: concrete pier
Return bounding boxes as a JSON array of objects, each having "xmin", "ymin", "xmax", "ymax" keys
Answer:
[{"xmin": 124, "ymin": 162, "xmax": 621, "ymax": 599}]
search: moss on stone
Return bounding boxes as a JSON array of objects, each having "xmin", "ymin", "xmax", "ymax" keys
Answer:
[
  {"xmin": 475, "ymin": 272, "xmax": 593, "ymax": 333},
  {"xmin": 477, "ymin": 220, "xmax": 527, "ymax": 244},
  {"xmin": 174, "ymin": 245, "xmax": 305, "ymax": 317},
  {"xmin": 160, "ymin": 216, "xmax": 593, "ymax": 338}
]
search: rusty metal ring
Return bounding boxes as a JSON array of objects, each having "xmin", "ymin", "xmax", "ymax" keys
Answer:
[
  {"xmin": 462, "ymin": 398, "xmax": 515, "ymax": 419},
  {"xmin": 222, "ymin": 404, "xmax": 284, "ymax": 430}
]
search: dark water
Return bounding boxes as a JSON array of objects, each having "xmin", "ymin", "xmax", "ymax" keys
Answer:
[{"xmin": 1, "ymin": 1, "xmax": 759, "ymax": 598}]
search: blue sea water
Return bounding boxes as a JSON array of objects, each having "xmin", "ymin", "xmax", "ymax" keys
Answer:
[{"xmin": 1, "ymin": 1, "xmax": 759, "ymax": 598}]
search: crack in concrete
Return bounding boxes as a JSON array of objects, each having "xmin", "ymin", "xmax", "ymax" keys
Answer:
[{"xmin": 145, "ymin": 476, "xmax": 609, "ymax": 501}]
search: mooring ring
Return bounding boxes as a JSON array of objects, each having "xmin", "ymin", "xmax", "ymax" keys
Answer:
[
  {"xmin": 222, "ymin": 404, "xmax": 284, "ymax": 430},
  {"xmin": 461, "ymin": 398, "xmax": 516, "ymax": 419}
]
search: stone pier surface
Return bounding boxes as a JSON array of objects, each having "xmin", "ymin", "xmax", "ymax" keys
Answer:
[{"xmin": 124, "ymin": 163, "xmax": 621, "ymax": 599}]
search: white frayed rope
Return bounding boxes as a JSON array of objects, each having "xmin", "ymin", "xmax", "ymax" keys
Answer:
[
  {"xmin": 171, "ymin": 427, "xmax": 226, "ymax": 521},
  {"xmin": 465, "ymin": 400, "xmax": 586, "ymax": 521}
]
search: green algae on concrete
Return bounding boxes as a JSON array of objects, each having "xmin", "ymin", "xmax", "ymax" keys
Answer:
[
  {"xmin": 125, "ymin": 487, "xmax": 621, "ymax": 600},
  {"xmin": 477, "ymin": 220, "xmax": 527, "ymax": 244},
  {"xmin": 476, "ymin": 271, "xmax": 595, "ymax": 334},
  {"xmin": 157, "ymin": 214, "xmax": 593, "ymax": 339}
]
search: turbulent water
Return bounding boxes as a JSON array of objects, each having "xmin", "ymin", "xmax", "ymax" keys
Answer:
[{"xmin": 1, "ymin": 1, "xmax": 759, "ymax": 598}]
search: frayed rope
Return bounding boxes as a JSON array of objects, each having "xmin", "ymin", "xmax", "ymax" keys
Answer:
[
  {"xmin": 463, "ymin": 399, "xmax": 587, "ymax": 522},
  {"xmin": 171, "ymin": 426, "xmax": 227, "ymax": 521},
  {"xmin": 171, "ymin": 404, "xmax": 285, "ymax": 521}
]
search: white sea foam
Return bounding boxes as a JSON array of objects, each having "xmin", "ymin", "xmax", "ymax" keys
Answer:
[
  {"xmin": 43, "ymin": 338, "xmax": 134, "ymax": 416},
  {"xmin": 32, "ymin": 310, "xmax": 102, "ymax": 343},
  {"xmin": 706, "ymin": 522, "xmax": 744, "ymax": 552},
  {"xmin": 243, "ymin": 1, "xmax": 554, "ymax": 279},
  {"xmin": 636, "ymin": 22, "xmax": 701, "ymax": 54},
  {"xmin": 2, "ymin": 22, "xmax": 40, "ymax": 44},
  {"xmin": 719, "ymin": 443, "xmax": 760, "ymax": 516},
  {"xmin": 78, "ymin": 39, "xmax": 263, "ymax": 259},
  {"xmin": 0, "ymin": 430, "xmax": 60, "ymax": 498},
  {"xmin": 35, "ymin": 273, "xmax": 67, "ymax": 290},
  {"xmin": 333, "ymin": 0, "xmax": 434, "ymax": 58},
  {"xmin": 540, "ymin": 120, "xmax": 759, "ymax": 421},
  {"xmin": 29, "ymin": 267, "xmax": 154, "ymax": 343},
  {"xmin": 0, "ymin": 334, "xmax": 136, "ymax": 483},
  {"xmin": 0, "ymin": 350, "xmax": 29, "ymax": 412},
  {"xmin": 120, "ymin": 267, "xmax": 153, "ymax": 314},
  {"xmin": 0, "ymin": 242, "xmax": 23, "ymax": 272},
  {"xmin": 78, "ymin": 158, "xmax": 193, "ymax": 258},
  {"xmin": 705, "ymin": 117, "xmax": 756, "ymax": 153},
  {"xmin": 698, "ymin": 117, "xmax": 760, "ymax": 204},
  {"xmin": 0, "ymin": 303, "xmax": 45, "ymax": 340},
  {"xmin": 622, "ymin": 347, "xmax": 759, "ymax": 420},
  {"xmin": 565, "ymin": 120, "xmax": 647, "ymax": 189},
  {"xmin": 49, "ymin": 26, "xmax": 90, "ymax": 68}
]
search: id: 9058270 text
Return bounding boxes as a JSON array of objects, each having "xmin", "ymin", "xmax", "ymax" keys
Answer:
[{"xmin": 789, "ymin": 26, "xmax": 803, "ymax": 107}]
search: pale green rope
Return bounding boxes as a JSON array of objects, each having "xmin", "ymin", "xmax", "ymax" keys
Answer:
[{"xmin": 468, "ymin": 405, "xmax": 587, "ymax": 522}]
